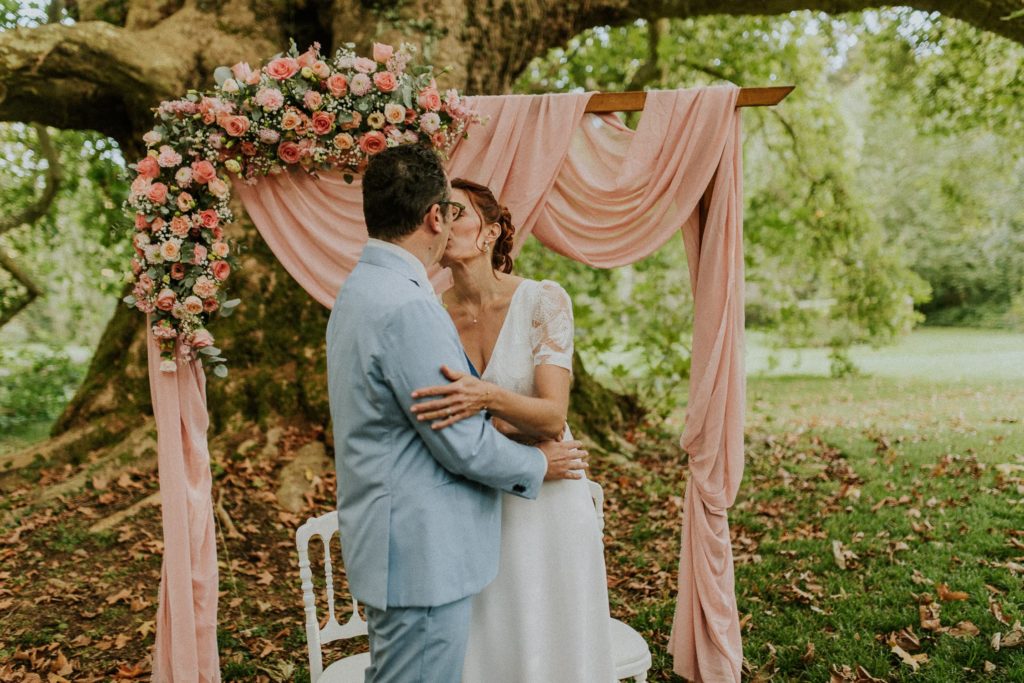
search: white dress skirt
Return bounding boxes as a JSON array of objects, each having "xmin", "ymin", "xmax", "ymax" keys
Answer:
[{"xmin": 461, "ymin": 279, "xmax": 616, "ymax": 683}]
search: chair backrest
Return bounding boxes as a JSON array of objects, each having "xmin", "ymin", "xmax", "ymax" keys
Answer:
[
  {"xmin": 588, "ymin": 479, "xmax": 606, "ymax": 532},
  {"xmin": 295, "ymin": 510, "xmax": 369, "ymax": 680}
]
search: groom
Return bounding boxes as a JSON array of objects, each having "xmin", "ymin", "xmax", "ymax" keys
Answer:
[{"xmin": 327, "ymin": 144, "xmax": 587, "ymax": 682}]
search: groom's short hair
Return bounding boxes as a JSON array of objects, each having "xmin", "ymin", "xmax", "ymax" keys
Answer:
[{"xmin": 362, "ymin": 144, "xmax": 448, "ymax": 241}]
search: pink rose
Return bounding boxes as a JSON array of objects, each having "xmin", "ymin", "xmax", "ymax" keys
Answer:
[
  {"xmin": 277, "ymin": 141, "xmax": 301, "ymax": 164},
  {"xmin": 191, "ymin": 328, "xmax": 215, "ymax": 348},
  {"xmin": 139, "ymin": 273, "xmax": 155, "ymax": 293},
  {"xmin": 137, "ymin": 156, "xmax": 160, "ymax": 179},
  {"xmin": 265, "ymin": 57, "xmax": 299, "ymax": 80},
  {"xmin": 208, "ymin": 177, "xmax": 229, "ymax": 199},
  {"xmin": 431, "ymin": 132, "xmax": 446, "ymax": 148},
  {"xmin": 176, "ymin": 192, "xmax": 194, "ymax": 212},
  {"xmin": 130, "ymin": 176, "xmax": 152, "ymax": 198},
  {"xmin": 358, "ymin": 131, "xmax": 387, "ymax": 155},
  {"xmin": 191, "ymin": 160, "xmax": 217, "ymax": 184},
  {"xmin": 297, "ymin": 49, "xmax": 317, "ymax": 69},
  {"xmin": 212, "ymin": 226, "xmax": 224, "ymax": 240},
  {"xmin": 193, "ymin": 244, "xmax": 208, "ymax": 264},
  {"xmin": 136, "ymin": 298, "xmax": 155, "ymax": 313},
  {"xmin": 241, "ymin": 141, "xmax": 257, "ymax": 156},
  {"xmin": 156, "ymin": 288, "xmax": 176, "ymax": 311},
  {"xmin": 183, "ymin": 296, "xmax": 204, "ymax": 315},
  {"xmin": 135, "ymin": 213, "xmax": 150, "ymax": 230},
  {"xmin": 211, "ymin": 241, "xmax": 230, "ymax": 258},
  {"xmin": 303, "ymin": 90, "xmax": 323, "ymax": 111},
  {"xmin": 326, "ymin": 74, "xmax": 348, "ymax": 97},
  {"xmin": 354, "ymin": 57, "xmax": 376, "ymax": 73},
  {"xmin": 311, "ymin": 111, "xmax": 335, "ymax": 136},
  {"xmin": 312, "ymin": 61, "xmax": 330, "ymax": 79},
  {"xmin": 170, "ymin": 263, "xmax": 187, "ymax": 279},
  {"xmin": 131, "ymin": 258, "xmax": 143, "ymax": 275},
  {"xmin": 372, "ymin": 42, "xmax": 394, "ymax": 63},
  {"xmin": 222, "ymin": 115, "xmax": 250, "ymax": 137},
  {"xmin": 203, "ymin": 298, "xmax": 219, "ymax": 313},
  {"xmin": 254, "ymin": 87, "xmax": 285, "ymax": 111},
  {"xmin": 418, "ymin": 88, "xmax": 442, "ymax": 112},
  {"xmin": 170, "ymin": 215, "xmax": 191, "ymax": 236},
  {"xmin": 147, "ymin": 182, "xmax": 169, "ymax": 204},
  {"xmin": 211, "ymin": 260, "xmax": 231, "ymax": 281},
  {"xmin": 373, "ymin": 71, "xmax": 397, "ymax": 93},
  {"xmin": 151, "ymin": 217, "xmax": 166, "ymax": 232},
  {"xmin": 199, "ymin": 209, "xmax": 219, "ymax": 229},
  {"xmin": 231, "ymin": 61, "xmax": 255, "ymax": 83}
]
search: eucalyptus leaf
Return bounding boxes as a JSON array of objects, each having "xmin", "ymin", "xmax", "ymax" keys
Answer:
[
  {"xmin": 199, "ymin": 346, "xmax": 221, "ymax": 356},
  {"xmin": 213, "ymin": 66, "xmax": 233, "ymax": 87},
  {"xmin": 222, "ymin": 299, "xmax": 241, "ymax": 309},
  {"xmin": 213, "ymin": 364, "xmax": 229, "ymax": 378}
]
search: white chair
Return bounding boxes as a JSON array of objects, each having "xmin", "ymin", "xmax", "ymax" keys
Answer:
[
  {"xmin": 295, "ymin": 511, "xmax": 369, "ymax": 682},
  {"xmin": 296, "ymin": 483, "xmax": 651, "ymax": 683},
  {"xmin": 589, "ymin": 480, "xmax": 653, "ymax": 682}
]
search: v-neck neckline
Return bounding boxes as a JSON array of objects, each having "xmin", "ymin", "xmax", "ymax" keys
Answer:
[{"xmin": 474, "ymin": 279, "xmax": 528, "ymax": 378}]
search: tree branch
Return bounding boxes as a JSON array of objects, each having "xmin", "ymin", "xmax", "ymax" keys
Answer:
[
  {"xmin": 0, "ymin": 124, "xmax": 62, "ymax": 236},
  {"xmin": 588, "ymin": 1, "xmax": 1024, "ymax": 49},
  {"xmin": 0, "ymin": 248, "xmax": 43, "ymax": 328}
]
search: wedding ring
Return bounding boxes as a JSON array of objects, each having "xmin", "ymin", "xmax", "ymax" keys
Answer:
[{"xmin": 445, "ymin": 408, "xmax": 451, "ymax": 416}]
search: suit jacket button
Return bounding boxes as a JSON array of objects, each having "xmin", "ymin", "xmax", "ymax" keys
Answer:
[{"xmin": 513, "ymin": 484, "xmax": 525, "ymax": 493}]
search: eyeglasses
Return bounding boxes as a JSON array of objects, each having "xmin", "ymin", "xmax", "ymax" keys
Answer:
[{"xmin": 437, "ymin": 199, "xmax": 466, "ymax": 222}]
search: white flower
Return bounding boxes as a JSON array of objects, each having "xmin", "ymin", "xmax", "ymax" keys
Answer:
[
  {"xmin": 222, "ymin": 78, "xmax": 240, "ymax": 93},
  {"xmin": 160, "ymin": 359, "xmax": 177, "ymax": 373}
]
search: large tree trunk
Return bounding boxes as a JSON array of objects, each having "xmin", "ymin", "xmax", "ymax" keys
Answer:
[{"xmin": 2, "ymin": 0, "xmax": 1018, "ymax": 459}]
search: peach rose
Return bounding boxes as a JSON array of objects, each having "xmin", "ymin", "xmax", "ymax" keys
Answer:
[
  {"xmin": 312, "ymin": 60, "xmax": 330, "ymax": 79},
  {"xmin": 191, "ymin": 160, "xmax": 217, "ymax": 184},
  {"xmin": 176, "ymin": 192, "xmax": 194, "ymax": 212},
  {"xmin": 193, "ymin": 244, "xmax": 208, "ymax": 264},
  {"xmin": 197, "ymin": 209, "xmax": 218, "ymax": 229},
  {"xmin": 159, "ymin": 239, "xmax": 181, "ymax": 262},
  {"xmin": 281, "ymin": 109, "xmax": 303, "ymax": 131},
  {"xmin": 341, "ymin": 111, "xmax": 362, "ymax": 130},
  {"xmin": 326, "ymin": 74, "xmax": 348, "ymax": 97},
  {"xmin": 265, "ymin": 57, "xmax": 299, "ymax": 80},
  {"xmin": 311, "ymin": 111, "xmax": 335, "ymax": 136},
  {"xmin": 384, "ymin": 103, "xmax": 406, "ymax": 125},
  {"xmin": 193, "ymin": 276, "xmax": 218, "ymax": 298},
  {"xmin": 151, "ymin": 217, "xmax": 166, "ymax": 232},
  {"xmin": 135, "ymin": 213, "xmax": 150, "ymax": 230},
  {"xmin": 142, "ymin": 130, "xmax": 162, "ymax": 146},
  {"xmin": 297, "ymin": 49, "xmax": 317, "ymax": 69},
  {"xmin": 156, "ymin": 288, "xmax": 176, "ymax": 311},
  {"xmin": 277, "ymin": 141, "xmax": 301, "ymax": 164},
  {"xmin": 170, "ymin": 215, "xmax": 191, "ymax": 237},
  {"xmin": 130, "ymin": 176, "xmax": 152, "ymax": 198},
  {"xmin": 303, "ymin": 90, "xmax": 323, "ymax": 111},
  {"xmin": 137, "ymin": 156, "xmax": 160, "ymax": 179},
  {"xmin": 223, "ymin": 115, "xmax": 250, "ymax": 137},
  {"xmin": 333, "ymin": 133, "xmax": 354, "ymax": 150},
  {"xmin": 170, "ymin": 263, "xmax": 187, "ymax": 279},
  {"xmin": 211, "ymin": 260, "xmax": 231, "ymax": 281},
  {"xmin": 147, "ymin": 182, "xmax": 169, "ymax": 204},
  {"xmin": 139, "ymin": 273, "xmax": 155, "ymax": 293},
  {"xmin": 183, "ymin": 295, "xmax": 204, "ymax": 315},
  {"xmin": 211, "ymin": 241, "xmax": 230, "ymax": 258},
  {"xmin": 373, "ymin": 71, "xmax": 397, "ymax": 93},
  {"xmin": 358, "ymin": 131, "xmax": 387, "ymax": 155},
  {"xmin": 231, "ymin": 61, "xmax": 255, "ymax": 83},
  {"xmin": 373, "ymin": 42, "xmax": 394, "ymax": 63}
]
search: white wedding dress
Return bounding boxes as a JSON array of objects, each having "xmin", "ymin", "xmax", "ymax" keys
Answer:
[{"xmin": 461, "ymin": 279, "xmax": 616, "ymax": 683}]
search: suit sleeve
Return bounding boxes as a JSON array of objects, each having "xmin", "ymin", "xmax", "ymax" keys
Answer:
[{"xmin": 381, "ymin": 296, "xmax": 547, "ymax": 499}]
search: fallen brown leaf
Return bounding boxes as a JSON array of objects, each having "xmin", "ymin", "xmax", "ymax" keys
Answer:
[
  {"xmin": 919, "ymin": 601, "xmax": 942, "ymax": 631},
  {"xmin": 891, "ymin": 644, "xmax": 928, "ymax": 671},
  {"xmin": 946, "ymin": 620, "xmax": 980, "ymax": 639},
  {"xmin": 937, "ymin": 583, "xmax": 969, "ymax": 602}
]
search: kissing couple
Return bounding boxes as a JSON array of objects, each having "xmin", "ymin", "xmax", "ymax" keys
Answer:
[{"xmin": 327, "ymin": 143, "xmax": 616, "ymax": 682}]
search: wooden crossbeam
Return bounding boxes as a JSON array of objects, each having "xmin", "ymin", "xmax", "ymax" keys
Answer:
[{"xmin": 584, "ymin": 86, "xmax": 794, "ymax": 113}]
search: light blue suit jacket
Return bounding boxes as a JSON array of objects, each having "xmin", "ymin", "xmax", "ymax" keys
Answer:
[{"xmin": 327, "ymin": 243, "xmax": 547, "ymax": 610}]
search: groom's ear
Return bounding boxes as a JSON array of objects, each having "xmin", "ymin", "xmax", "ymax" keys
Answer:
[{"xmin": 423, "ymin": 202, "xmax": 444, "ymax": 235}]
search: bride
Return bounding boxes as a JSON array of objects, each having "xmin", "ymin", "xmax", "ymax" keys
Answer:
[{"xmin": 410, "ymin": 178, "xmax": 616, "ymax": 682}]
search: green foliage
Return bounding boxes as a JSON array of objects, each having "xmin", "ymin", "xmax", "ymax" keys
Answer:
[{"xmin": 0, "ymin": 344, "xmax": 88, "ymax": 431}]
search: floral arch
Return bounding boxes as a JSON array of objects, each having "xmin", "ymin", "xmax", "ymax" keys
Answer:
[{"xmin": 124, "ymin": 41, "xmax": 747, "ymax": 683}]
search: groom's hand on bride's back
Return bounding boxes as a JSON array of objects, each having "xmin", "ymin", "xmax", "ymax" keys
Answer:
[{"xmin": 538, "ymin": 439, "xmax": 589, "ymax": 481}]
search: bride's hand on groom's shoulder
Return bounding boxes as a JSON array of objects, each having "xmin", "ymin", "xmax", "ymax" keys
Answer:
[
  {"xmin": 410, "ymin": 364, "xmax": 494, "ymax": 429},
  {"xmin": 538, "ymin": 439, "xmax": 589, "ymax": 481}
]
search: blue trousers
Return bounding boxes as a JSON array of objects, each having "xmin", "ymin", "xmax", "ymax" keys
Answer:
[{"xmin": 363, "ymin": 596, "xmax": 473, "ymax": 683}]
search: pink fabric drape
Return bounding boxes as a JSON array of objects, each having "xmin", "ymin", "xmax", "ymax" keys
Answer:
[
  {"xmin": 150, "ymin": 86, "xmax": 745, "ymax": 682},
  {"xmin": 147, "ymin": 327, "xmax": 220, "ymax": 682}
]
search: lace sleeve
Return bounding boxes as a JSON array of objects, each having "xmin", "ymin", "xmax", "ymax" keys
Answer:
[{"xmin": 530, "ymin": 280, "xmax": 574, "ymax": 372}]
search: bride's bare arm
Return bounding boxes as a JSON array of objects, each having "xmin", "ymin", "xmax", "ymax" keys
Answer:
[{"xmin": 410, "ymin": 364, "xmax": 570, "ymax": 440}]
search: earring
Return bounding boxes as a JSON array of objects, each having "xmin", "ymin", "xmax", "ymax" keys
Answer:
[{"xmin": 477, "ymin": 241, "xmax": 490, "ymax": 253}]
